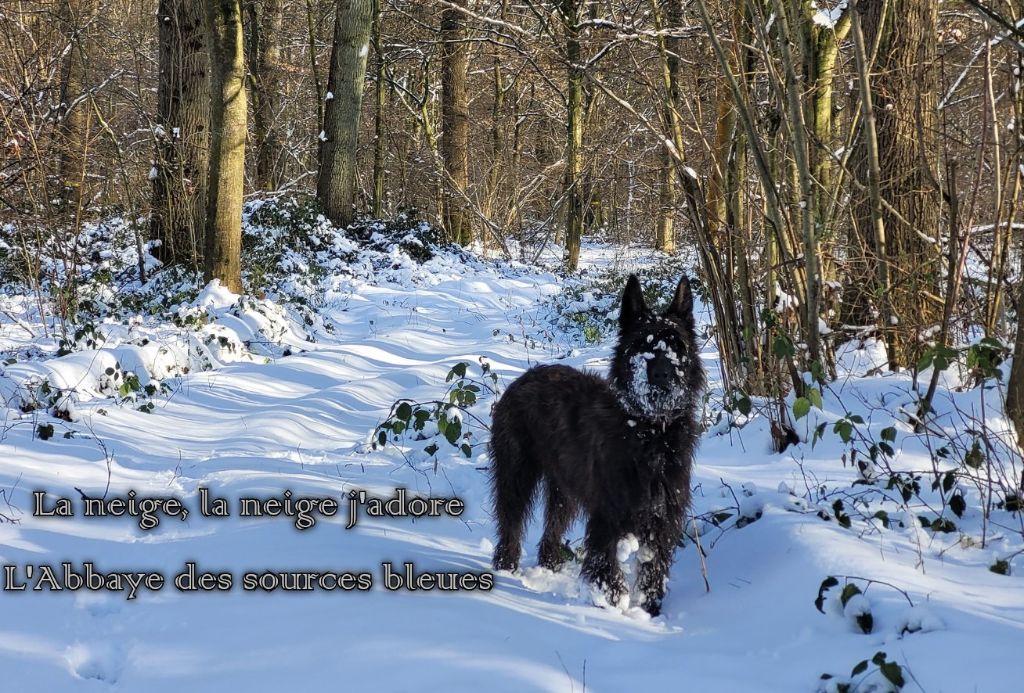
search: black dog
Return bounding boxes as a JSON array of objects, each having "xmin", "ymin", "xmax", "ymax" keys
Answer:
[{"xmin": 489, "ymin": 274, "xmax": 705, "ymax": 615}]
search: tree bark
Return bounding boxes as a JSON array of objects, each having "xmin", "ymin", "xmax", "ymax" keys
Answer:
[
  {"xmin": 441, "ymin": 0, "xmax": 472, "ymax": 245},
  {"xmin": 370, "ymin": 0, "xmax": 386, "ymax": 217},
  {"xmin": 317, "ymin": 0, "xmax": 373, "ymax": 228},
  {"xmin": 203, "ymin": 0, "xmax": 247, "ymax": 293},
  {"xmin": 653, "ymin": 0, "xmax": 680, "ymax": 253},
  {"xmin": 244, "ymin": 0, "xmax": 284, "ymax": 191},
  {"xmin": 848, "ymin": 0, "xmax": 942, "ymax": 366},
  {"xmin": 561, "ymin": 0, "xmax": 584, "ymax": 271},
  {"xmin": 56, "ymin": 0, "xmax": 98, "ymax": 216},
  {"xmin": 152, "ymin": 0, "xmax": 210, "ymax": 269}
]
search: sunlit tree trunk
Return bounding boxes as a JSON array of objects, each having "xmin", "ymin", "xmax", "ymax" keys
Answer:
[
  {"xmin": 203, "ymin": 0, "xmax": 247, "ymax": 293},
  {"xmin": 317, "ymin": 0, "xmax": 373, "ymax": 228}
]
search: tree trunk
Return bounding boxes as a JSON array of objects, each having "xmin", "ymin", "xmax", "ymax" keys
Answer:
[
  {"xmin": 152, "ymin": 0, "xmax": 210, "ymax": 269},
  {"xmin": 244, "ymin": 0, "xmax": 284, "ymax": 191},
  {"xmin": 848, "ymin": 0, "xmax": 942, "ymax": 366},
  {"xmin": 441, "ymin": 0, "xmax": 472, "ymax": 246},
  {"xmin": 653, "ymin": 0, "xmax": 680, "ymax": 253},
  {"xmin": 562, "ymin": 0, "xmax": 584, "ymax": 271},
  {"xmin": 370, "ymin": 0, "xmax": 386, "ymax": 217},
  {"xmin": 56, "ymin": 0, "xmax": 98, "ymax": 215},
  {"xmin": 317, "ymin": 0, "xmax": 373, "ymax": 228},
  {"xmin": 203, "ymin": 0, "xmax": 247, "ymax": 293}
]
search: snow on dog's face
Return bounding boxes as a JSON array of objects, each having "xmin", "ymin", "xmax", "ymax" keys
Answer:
[{"xmin": 611, "ymin": 274, "xmax": 702, "ymax": 421}]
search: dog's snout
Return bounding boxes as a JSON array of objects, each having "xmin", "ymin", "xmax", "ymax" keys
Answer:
[{"xmin": 648, "ymin": 355, "xmax": 674, "ymax": 389}]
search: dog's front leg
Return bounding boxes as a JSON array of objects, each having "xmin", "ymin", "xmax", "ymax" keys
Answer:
[
  {"xmin": 581, "ymin": 514, "xmax": 627, "ymax": 608},
  {"xmin": 635, "ymin": 513, "xmax": 681, "ymax": 616}
]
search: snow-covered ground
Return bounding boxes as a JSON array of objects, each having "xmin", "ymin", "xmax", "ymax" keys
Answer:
[{"xmin": 0, "ymin": 219, "xmax": 1020, "ymax": 691}]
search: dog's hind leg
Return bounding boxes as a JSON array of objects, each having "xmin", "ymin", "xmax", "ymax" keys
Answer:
[
  {"xmin": 537, "ymin": 481, "xmax": 575, "ymax": 570},
  {"xmin": 490, "ymin": 435, "xmax": 540, "ymax": 572},
  {"xmin": 581, "ymin": 514, "xmax": 627, "ymax": 608}
]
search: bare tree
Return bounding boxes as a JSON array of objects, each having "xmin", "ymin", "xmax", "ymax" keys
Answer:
[
  {"xmin": 317, "ymin": 0, "xmax": 373, "ymax": 228},
  {"xmin": 440, "ymin": 0, "xmax": 472, "ymax": 245},
  {"xmin": 245, "ymin": 0, "xmax": 284, "ymax": 191},
  {"xmin": 203, "ymin": 0, "xmax": 247, "ymax": 292},
  {"xmin": 152, "ymin": 0, "xmax": 210, "ymax": 269}
]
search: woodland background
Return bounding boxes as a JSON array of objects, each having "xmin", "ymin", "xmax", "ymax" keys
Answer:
[{"xmin": 1, "ymin": 0, "xmax": 1023, "ymax": 446}]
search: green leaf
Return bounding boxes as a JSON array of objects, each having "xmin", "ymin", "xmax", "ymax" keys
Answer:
[
  {"xmin": 773, "ymin": 335, "xmax": 794, "ymax": 359},
  {"xmin": 812, "ymin": 422, "xmax": 827, "ymax": 446},
  {"xmin": 855, "ymin": 611, "xmax": 874, "ymax": 634},
  {"xmin": 949, "ymin": 493, "xmax": 966, "ymax": 518},
  {"xmin": 444, "ymin": 418, "xmax": 462, "ymax": 445},
  {"xmin": 942, "ymin": 471, "xmax": 956, "ymax": 493},
  {"xmin": 424, "ymin": 443, "xmax": 439, "ymax": 456},
  {"xmin": 793, "ymin": 397, "xmax": 811, "ymax": 420},
  {"xmin": 446, "ymin": 362, "xmax": 468, "ymax": 382},
  {"xmin": 37, "ymin": 423, "xmax": 55, "ymax": 440},
  {"xmin": 736, "ymin": 394, "xmax": 752, "ymax": 416},
  {"xmin": 964, "ymin": 442, "xmax": 984, "ymax": 469},
  {"xmin": 839, "ymin": 583, "xmax": 861, "ymax": 607},
  {"xmin": 377, "ymin": 430, "xmax": 387, "ymax": 448},
  {"xmin": 871, "ymin": 652, "xmax": 887, "ymax": 666},
  {"xmin": 881, "ymin": 426, "xmax": 896, "ymax": 442},
  {"xmin": 851, "ymin": 660, "xmax": 868, "ymax": 677},
  {"xmin": 396, "ymin": 402, "xmax": 413, "ymax": 422},
  {"xmin": 873, "ymin": 510, "xmax": 890, "ymax": 528},
  {"xmin": 460, "ymin": 443, "xmax": 472, "ymax": 458},
  {"xmin": 990, "ymin": 559, "xmax": 1010, "ymax": 575},
  {"xmin": 917, "ymin": 351, "xmax": 934, "ymax": 371},
  {"xmin": 833, "ymin": 420, "xmax": 853, "ymax": 443},
  {"xmin": 807, "ymin": 388, "xmax": 823, "ymax": 410},
  {"xmin": 879, "ymin": 661, "xmax": 905, "ymax": 688}
]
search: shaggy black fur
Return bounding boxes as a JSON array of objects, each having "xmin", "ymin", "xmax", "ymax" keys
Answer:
[{"xmin": 489, "ymin": 274, "xmax": 705, "ymax": 615}]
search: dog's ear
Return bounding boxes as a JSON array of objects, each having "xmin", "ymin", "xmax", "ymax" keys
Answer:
[
  {"xmin": 665, "ymin": 275, "xmax": 694, "ymax": 322},
  {"xmin": 619, "ymin": 274, "xmax": 647, "ymax": 328}
]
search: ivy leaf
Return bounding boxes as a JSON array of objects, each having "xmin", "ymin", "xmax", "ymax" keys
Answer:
[{"xmin": 396, "ymin": 401, "xmax": 413, "ymax": 422}]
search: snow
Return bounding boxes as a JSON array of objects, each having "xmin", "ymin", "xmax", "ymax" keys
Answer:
[
  {"xmin": 0, "ymin": 219, "xmax": 1020, "ymax": 690},
  {"xmin": 812, "ymin": 1, "xmax": 847, "ymax": 29}
]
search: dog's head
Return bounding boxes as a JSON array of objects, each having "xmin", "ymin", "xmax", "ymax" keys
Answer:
[{"xmin": 611, "ymin": 274, "xmax": 703, "ymax": 421}]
